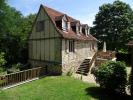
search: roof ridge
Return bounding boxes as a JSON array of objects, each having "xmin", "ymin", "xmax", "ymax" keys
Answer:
[
  {"xmin": 43, "ymin": 5, "xmax": 64, "ymax": 15},
  {"xmin": 43, "ymin": 5, "xmax": 79, "ymax": 23}
]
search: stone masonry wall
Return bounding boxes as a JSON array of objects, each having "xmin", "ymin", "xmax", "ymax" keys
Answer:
[{"xmin": 62, "ymin": 39, "xmax": 97, "ymax": 75}]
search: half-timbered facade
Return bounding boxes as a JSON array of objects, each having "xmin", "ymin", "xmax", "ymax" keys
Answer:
[{"xmin": 28, "ymin": 5, "xmax": 98, "ymax": 75}]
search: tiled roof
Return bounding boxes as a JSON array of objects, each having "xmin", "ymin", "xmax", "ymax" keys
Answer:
[
  {"xmin": 127, "ymin": 41, "xmax": 133, "ymax": 46},
  {"xmin": 43, "ymin": 5, "xmax": 98, "ymax": 41}
]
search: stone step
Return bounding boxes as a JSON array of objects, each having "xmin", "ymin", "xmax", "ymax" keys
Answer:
[
  {"xmin": 82, "ymin": 61, "xmax": 90, "ymax": 63},
  {"xmin": 84, "ymin": 59, "xmax": 91, "ymax": 61},
  {"xmin": 76, "ymin": 71, "xmax": 88, "ymax": 76},
  {"xmin": 76, "ymin": 70, "xmax": 89, "ymax": 73},
  {"xmin": 76, "ymin": 69, "xmax": 89, "ymax": 73},
  {"xmin": 76, "ymin": 59, "xmax": 91, "ymax": 76},
  {"xmin": 78, "ymin": 67, "xmax": 89, "ymax": 70},
  {"xmin": 80, "ymin": 64, "xmax": 89, "ymax": 67},
  {"xmin": 77, "ymin": 67, "xmax": 89, "ymax": 71}
]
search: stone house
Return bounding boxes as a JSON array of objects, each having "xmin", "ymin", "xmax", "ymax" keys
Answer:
[{"xmin": 28, "ymin": 5, "xmax": 98, "ymax": 75}]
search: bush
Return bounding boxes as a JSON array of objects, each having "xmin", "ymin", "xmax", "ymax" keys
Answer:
[
  {"xmin": 0, "ymin": 52, "xmax": 6, "ymax": 67},
  {"xmin": 0, "ymin": 52, "xmax": 6, "ymax": 72},
  {"xmin": 93, "ymin": 61, "xmax": 127, "ymax": 94},
  {"xmin": 0, "ymin": 67, "xmax": 4, "ymax": 73}
]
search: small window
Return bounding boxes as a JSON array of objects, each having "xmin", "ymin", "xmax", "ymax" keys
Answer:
[
  {"xmin": 92, "ymin": 43, "xmax": 94, "ymax": 50},
  {"xmin": 62, "ymin": 20, "xmax": 68, "ymax": 31},
  {"xmin": 36, "ymin": 21, "xmax": 44, "ymax": 32},
  {"xmin": 82, "ymin": 28, "xmax": 85, "ymax": 35},
  {"xmin": 69, "ymin": 40, "xmax": 75, "ymax": 52}
]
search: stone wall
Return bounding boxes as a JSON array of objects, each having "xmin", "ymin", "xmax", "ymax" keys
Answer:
[{"xmin": 62, "ymin": 39, "xmax": 97, "ymax": 75}]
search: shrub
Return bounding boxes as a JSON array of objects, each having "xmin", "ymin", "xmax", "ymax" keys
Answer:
[
  {"xmin": 0, "ymin": 52, "xmax": 6, "ymax": 72},
  {"xmin": 0, "ymin": 52, "xmax": 6, "ymax": 67},
  {"xmin": 93, "ymin": 61, "xmax": 127, "ymax": 94}
]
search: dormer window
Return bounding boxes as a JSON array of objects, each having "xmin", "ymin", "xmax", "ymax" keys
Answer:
[
  {"xmin": 62, "ymin": 19, "xmax": 68, "ymax": 31},
  {"xmin": 80, "ymin": 25, "xmax": 82, "ymax": 33},
  {"xmin": 71, "ymin": 22, "xmax": 77, "ymax": 32},
  {"xmin": 82, "ymin": 28, "xmax": 86, "ymax": 35},
  {"xmin": 55, "ymin": 20, "xmax": 62, "ymax": 29},
  {"xmin": 55, "ymin": 15, "xmax": 70, "ymax": 32},
  {"xmin": 88, "ymin": 27, "xmax": 90, "ymax": 34},
  {"xmin": 84, "ymin": 25, "xmax": 90, "ymax": 36},
  {"xmin": 76, "ymin": 23, "xmax": 80, "ymax": 34},
  {"xmin": 86, "ymin": 27, "xmax": 90, "ymax": 35}
]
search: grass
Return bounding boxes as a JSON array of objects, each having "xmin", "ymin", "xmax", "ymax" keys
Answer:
[{"xmin": 0, "ymin": 76, "xmax": 131, "ymax": 100}]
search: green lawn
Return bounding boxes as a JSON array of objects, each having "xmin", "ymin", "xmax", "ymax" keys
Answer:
[{"xmin": 0, "ymin": 76, "xmax": 131, "ymax": 100}]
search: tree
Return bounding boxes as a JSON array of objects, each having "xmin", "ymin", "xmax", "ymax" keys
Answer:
[
  {"xmin": 17, "ymin": 14, "xmax": 36, "ymax": 64},
  {"xmin": 91, "ymin": 0, "xmax": 133, "ymax": 52},
  {"xmin": 0, "ymin": 0, "xmax": 36, "ymax": 67},
  {"xmin": 92, "ymin": 61, "xmax": 127, "ymax": 94},
  {"xmin": 0, "ymin": 0, "xmax": 7, "ymax": 35}
]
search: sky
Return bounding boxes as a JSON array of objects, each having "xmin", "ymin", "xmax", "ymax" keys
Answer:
[{"xmin": 8, "ymin": 0, "xmax": 133, "ymax": 26}]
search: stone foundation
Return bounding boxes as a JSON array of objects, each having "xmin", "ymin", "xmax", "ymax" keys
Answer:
[
  {"xmin": 29, "ymin": 60, "xmax": 62, "ymax": 75},
  {"xmin": 62, "ymin": 60, "xmax": 83, "ymax": 75}
]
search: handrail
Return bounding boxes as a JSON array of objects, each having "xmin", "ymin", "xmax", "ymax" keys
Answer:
[
  {"xmin": 97, "ymin": 51, "xmax": 116, "ymax": 60},
  {"xmin": 0, "ymin": 67, "xmax": 45, "ymax": 88},
  {"xmin": 89, "ymin": 52, "xmax": 97, "ymax": 68},
  {"xmin": 1, "ymin": 67, "xmax": 42, "ymax": 77}
]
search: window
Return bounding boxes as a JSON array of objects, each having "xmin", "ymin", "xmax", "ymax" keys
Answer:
[
  {"xmin": 92, "ymin": 43, "xmax": 95, "ymax": 50},
  {"xmin": 82, "ymin": 28, "xmax": 85, "ymax": 35},
  {"xmin": 69, "ymin": 40, "xmax": 75, "ymax": 52},
  {"xmin": 36, "ymin": 21, "xmax": 44, "ymax": 32},
  {"xmin": 76, "ymin": 25, "xmax": 80, "ymax": 34},
  {"xmin": 78, "ymin": 26, "xmax": 80, "ymax": 33},
  {"xmin": 62, "ymin": 20, "xmax": 68, "ymax": 31}
]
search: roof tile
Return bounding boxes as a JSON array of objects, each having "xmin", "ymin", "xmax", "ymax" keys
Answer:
[{"xmin": 43, "ymin": 5, "xmax": 98, "ymax": 41}]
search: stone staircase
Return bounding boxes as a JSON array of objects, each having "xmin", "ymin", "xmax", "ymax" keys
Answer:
[
  {"xmin": 76, "ymin": 52, "xmax": 97, "ymax": 76},
  {"xmin": 76, "ymin": 59, "xmax": 91, "ymax": 76}
]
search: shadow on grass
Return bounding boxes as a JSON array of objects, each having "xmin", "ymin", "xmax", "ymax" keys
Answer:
[{"xmin": 85, "ymin": 87, "xmax": 132, "ymax": 100}]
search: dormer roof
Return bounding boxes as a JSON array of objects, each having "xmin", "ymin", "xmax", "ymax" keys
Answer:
[{"xmin": 42, "ymin": 5, "xmax": 98, "ymax": 41}]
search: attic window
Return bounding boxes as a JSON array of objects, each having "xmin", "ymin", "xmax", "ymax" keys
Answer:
[
  {"xmin": 82, "ymin": 28, "xmax": 85, "ymax": 35},
  {"xmin": 36, "ymin": 21, "xmax": 44, "ymax": 32},
  {"xmin": 62, "ymin": 20, "xmax": 68, "ymax": 32},
  {"xmin": 72, "ymin": 26, "xmax": 76, "ymax": 32}
]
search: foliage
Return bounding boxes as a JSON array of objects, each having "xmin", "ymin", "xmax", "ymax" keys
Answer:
[
  {"xmin": 91, "ymin": 0, "xmax": 133, "ymax": 51},
  {"xmin": 0, "ymin": 52, "xmax": 6, "ymax": 73},
  {"xmin": 0, "ymin": 52, "xmax": 6, "ymax": 68},
  {"xmin": 0, "ymin": 0, "xmax": 36, "ymax": 66},
  {"xmin": 66, "ymin": 70, "xmax": 73, "ymax": 76},
  {"xmin": 6, "ymin": 63, "xmax": 21, "ymax": 73},
  {"xmin": 93, "ymin": 61, "xmax": 127, "ymax": 94},
  {"xmin": 12, "ymin": 63, "xmax": 21, "ymax": 69}
]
